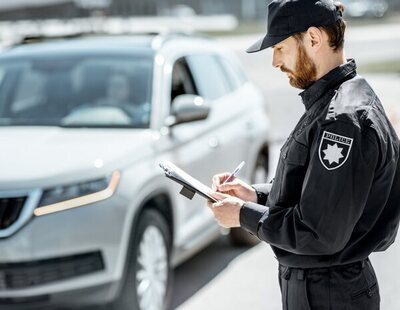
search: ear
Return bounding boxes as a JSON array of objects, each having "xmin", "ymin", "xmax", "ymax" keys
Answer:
[{"xmin": 305, "ymin": 27, "xmax": 323, "ymax": 50}]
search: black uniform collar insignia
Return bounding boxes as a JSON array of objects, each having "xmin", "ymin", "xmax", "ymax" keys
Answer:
[{"xmin": 300, "ymin": 59, "xmax": 357, "ymax": 111}]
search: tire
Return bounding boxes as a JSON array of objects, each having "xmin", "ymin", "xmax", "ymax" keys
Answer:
[
  {"xmin": 230, "ymin": 151, "xmax": 269, "ymax": 247},
  {"xmin": 112, "ymin": 209, "xmax": 173, "ymax": 310}
]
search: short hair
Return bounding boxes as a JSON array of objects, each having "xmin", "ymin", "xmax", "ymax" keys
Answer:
[{"xmin": 294, "ymin": 2, "xmax": 346, "ymax": 52}]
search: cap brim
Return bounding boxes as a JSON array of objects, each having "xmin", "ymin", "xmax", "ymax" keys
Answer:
[{"xmin": 246, "ymin": 34, "xmax": 291, "ymax": 53}]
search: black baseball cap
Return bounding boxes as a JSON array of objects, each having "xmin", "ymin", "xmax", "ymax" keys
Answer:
[{"xmin": 247, "ymin": 0, "xmax": 342, "ymax": 53}]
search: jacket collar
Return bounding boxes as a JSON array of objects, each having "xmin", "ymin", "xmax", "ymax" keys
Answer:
[{"xmin": 299, "ymin": 59, "xmax": 357, "ymax": 110}]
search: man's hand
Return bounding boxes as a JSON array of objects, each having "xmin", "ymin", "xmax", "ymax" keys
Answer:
[
  {"xmin": 212, "ymin": 173, "xmax": 257, "ymax": 203},
  {"xmin": 207, "ymin": 191, "xmax": 244, "ymax": 228}
]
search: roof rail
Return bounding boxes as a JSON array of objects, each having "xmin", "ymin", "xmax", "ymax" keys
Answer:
[
  {"xmin": 0, "ymin": 15, "xmax": 237, "ymax": 44},
  {"xmin": 9, "ymin": 30, "xmax": 204, "ymax": 49},
  {"xmin": 0, "ymin": 16, "xmax": 236, "ymax": 50},
  {"xmin": 17, "ymin": 32, "xmax": 93, "ymax": 45},
  {"xmin": 6, "ymin": 30, "xmax": 208, "ymax": 51}
]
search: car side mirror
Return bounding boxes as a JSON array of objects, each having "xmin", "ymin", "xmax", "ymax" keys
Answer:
[{"xmin": 166, "ymin": 95, "xmax": 210, "ymax": 127}]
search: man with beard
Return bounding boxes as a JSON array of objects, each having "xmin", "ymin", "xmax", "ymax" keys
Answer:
[{"xmin": 207, "ymin": 0, "xmax": 400, "ymax": 309}]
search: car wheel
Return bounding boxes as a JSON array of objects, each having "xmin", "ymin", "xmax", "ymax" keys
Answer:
[
  {"xmin": 230, "ymin": 151, "xmax": 268, "ymax": 247},
  {"xmin": 113, "ymin": 209, "xmax": 172, "ymax": 310}
]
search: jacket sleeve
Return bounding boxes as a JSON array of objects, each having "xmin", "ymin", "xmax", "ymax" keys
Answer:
[
  {"xmin": 239, "ymin": 182, "xmax": 273, "ymax": 234},
  {"xmin": 252, "ymin": 183, "xmax": 273, "ymax": 205},
  {"xmin": 241, "ymin": 120, "xmax": 380, "ymax": 255}
]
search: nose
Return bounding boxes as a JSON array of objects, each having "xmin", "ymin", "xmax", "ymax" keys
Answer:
[{"xmin": 272, "ymin": 50, "xmax": 282, "ymax": 69}]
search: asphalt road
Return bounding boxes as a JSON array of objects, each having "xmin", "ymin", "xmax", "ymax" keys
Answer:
[{"xmin": 171, "ymin": 22, "xmax": 400, "ymax": 310}]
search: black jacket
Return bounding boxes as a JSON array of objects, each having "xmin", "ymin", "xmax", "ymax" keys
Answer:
[{"xmin": 240, "ymin": 59, "xmax": 400, "ymax": 268}]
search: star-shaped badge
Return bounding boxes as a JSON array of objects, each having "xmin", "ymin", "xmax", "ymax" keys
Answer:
[
  {"xmin": 319, "ymin": 131, "xmax": 353, "ymax": 170},
  {"xmin": 322, "ymin": 143, "xmax": 344, "ymax": 165}
]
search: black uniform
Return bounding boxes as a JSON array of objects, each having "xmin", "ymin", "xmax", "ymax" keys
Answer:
[{"xmin": 240, "ymin": 60, "xmax": 400, "ymax": 309}]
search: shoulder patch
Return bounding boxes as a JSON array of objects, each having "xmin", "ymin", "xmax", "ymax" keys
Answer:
[{"xmin": 319, "ymin": 131, "xmax": 353, "ymax": 170}]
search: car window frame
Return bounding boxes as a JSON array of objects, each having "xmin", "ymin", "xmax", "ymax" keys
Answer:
[
  {"xmin": 215, "ymin": 55, "xmax": 248, "ymax": 91},
  {"xmin": 185, "ymin": 53, "xmax": 233, "ymax": 101},
  {"xmin": 169, "ymin": 56, "xmax": 199, "ymax": 104}
]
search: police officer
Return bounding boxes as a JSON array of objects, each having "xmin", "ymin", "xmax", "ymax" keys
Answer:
[{"xmin": 208, "ymin": 0, "xmax": 400, "ymax": 309}]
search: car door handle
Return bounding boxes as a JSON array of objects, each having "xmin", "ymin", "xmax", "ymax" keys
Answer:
[{"xmin": 208, "ymin": 137, "xmax": 219, "ymax": 149}]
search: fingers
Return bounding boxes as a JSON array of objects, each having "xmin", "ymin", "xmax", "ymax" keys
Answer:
[
  {"xmin": 212, "ymin": 173, "xmax": 231, "ymax": 190},
  {"xmin": 207, "ymin": 191, "xmax": 230, "ymax": 210},
  {"xmin": 217, "ymin": 180, "xmax": 241, "ymax": 192},
  {"xmin": 214, "ymin": 192, "xmax": 230, "ymax": 200},
  {"xmin": 206, "ymin": 200, "xmax": 214, "ymax": 209},
  {"xmin": 207, "ymin": 199, "xmax": 221, "ymax": 214},
  {"xmin": 208, "ymin": 191, "xmax": 230, "ymax": 201}
]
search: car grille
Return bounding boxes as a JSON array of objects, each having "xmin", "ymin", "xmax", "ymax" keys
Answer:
[
  {"xmin": 0, "ymin": 197, "xmax": 26, "ymax": 230},
  {"xmin": 0, "ymin": 251, "xmax": 104, "ymax": 289}
]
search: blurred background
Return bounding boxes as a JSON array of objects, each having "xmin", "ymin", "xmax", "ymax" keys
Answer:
[
  {"xmin": 0, "ymin": 0, "xmax": 398, "ymax": 20},
  {"xmin": 0, "ymin": 1, "xmax": 399, "ymax": 310}
]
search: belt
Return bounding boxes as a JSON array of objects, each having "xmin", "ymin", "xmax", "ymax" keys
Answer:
[{"xmin": 279, "ymin": 258, "xmax": 368, "ymax": 281}]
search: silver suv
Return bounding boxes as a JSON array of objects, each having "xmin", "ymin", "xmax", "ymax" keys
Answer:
[{"xmin": 0, "ymin": 33, "xmax": 271, "ymax": 309}]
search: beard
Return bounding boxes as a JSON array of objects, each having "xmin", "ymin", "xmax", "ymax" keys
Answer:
[{"xmin": 281, "ymin": 43, "xmax": 317, "ymax": 90}]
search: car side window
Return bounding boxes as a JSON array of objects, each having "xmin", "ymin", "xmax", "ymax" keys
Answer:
[
  {"xmin": 217, "ymin": 56, "xmax": 248, "ymax": 90},
  {"xmin": 186, "ymin": 54, "xmax": 231, "ymax": 100},
  {"xmin": 171, "ymin": 57, "xmax": 198, "ymax": 103}
]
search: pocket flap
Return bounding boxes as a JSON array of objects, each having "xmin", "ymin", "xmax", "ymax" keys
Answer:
[{"xmin": 285, "ymin": 140, "xmax": 309, "ymax": 166}]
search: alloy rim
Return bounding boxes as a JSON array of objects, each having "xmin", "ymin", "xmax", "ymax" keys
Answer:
[{"xmin": 136, "ymin": 225, "xmax": 168, "ymax": 310}]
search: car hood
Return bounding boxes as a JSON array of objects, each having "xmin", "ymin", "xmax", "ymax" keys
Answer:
[{"xmin": 0, "ymin": 127, "xmax": 156, "ymax": 189}]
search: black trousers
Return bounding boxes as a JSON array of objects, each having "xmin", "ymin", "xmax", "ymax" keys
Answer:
[{"xmin": 278, "ymin": 258, "xmax": 380, "ymax": 310}]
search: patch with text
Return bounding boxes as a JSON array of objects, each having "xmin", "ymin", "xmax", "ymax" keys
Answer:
[{"xmin": 319, "ymin": 131, "xmax": 353, "ymax": 170}]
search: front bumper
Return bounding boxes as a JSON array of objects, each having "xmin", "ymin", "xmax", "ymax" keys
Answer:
[
  {"xmin": 0, "ymin": 251, "xmax": 104, "ymax": 290},
  {"xmin": 0, "ymin": 280, "xmax": 118, "ymax": 309},
  {"xmin": 0, "ymin": 193, "xmax": 132, "ymax": 308}
]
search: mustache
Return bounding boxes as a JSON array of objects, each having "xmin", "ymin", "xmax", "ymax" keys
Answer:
[{"xmin": 280, "ymin": 66, "xmax": 294, "ymax": 74}]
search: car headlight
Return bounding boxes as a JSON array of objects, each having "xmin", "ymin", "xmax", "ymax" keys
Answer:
[{"xmin": 34, "ymin": 171, "xmax": 121, "ymax": 216}]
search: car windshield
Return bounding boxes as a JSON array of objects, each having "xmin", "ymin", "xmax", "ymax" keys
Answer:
[{"xmin": 0, "ymin": 53, "xmax": 153, "ymax": 128}]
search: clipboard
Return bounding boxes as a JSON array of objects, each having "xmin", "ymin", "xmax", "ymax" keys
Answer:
[{"xmin": 159, "ymin": 161, "xmax": 218, "ymax": 203}]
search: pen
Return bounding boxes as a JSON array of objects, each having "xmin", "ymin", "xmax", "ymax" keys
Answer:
[{"xmin": 223, "ymin": 161, "xmax": 245, "ymax": 184}]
